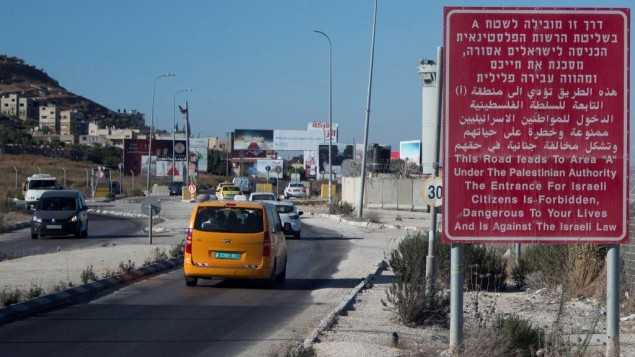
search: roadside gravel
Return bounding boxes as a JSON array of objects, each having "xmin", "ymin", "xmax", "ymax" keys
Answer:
[{"xmin": 0, "ymin": 197, "xmax": 192, "ymax": 296}]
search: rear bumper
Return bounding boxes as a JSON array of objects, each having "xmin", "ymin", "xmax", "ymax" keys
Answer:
[{"xmin": 183, "ymin": 254, "xmax": 273, "ymax": 279}]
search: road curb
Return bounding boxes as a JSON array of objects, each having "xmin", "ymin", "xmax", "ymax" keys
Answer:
[
  {"xmin": 0, "ymin": 257, "xmax": 182, "ymax": 326},
  {"xmin": 311, "ymin": 212, "xmax": 423, "ymax": 232},
  {"xmin": 87, "ymin": 208, "xmax": 148, "ymax": 219},
  {"xmin": 0, "ymin": 221, "xmax": 30, "ymax": 234},
  {"xmin": 296, "ymin": 259, "xmax": 388, "ymax": 354}
]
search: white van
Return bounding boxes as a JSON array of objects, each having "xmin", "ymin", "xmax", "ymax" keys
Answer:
[{"xmin": 24, "ymin": 174, "xmax": 58, "ymax": 207}]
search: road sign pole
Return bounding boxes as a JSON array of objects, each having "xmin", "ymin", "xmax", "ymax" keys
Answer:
[
  {"xmin": 449, "ymin": 243, "xmax": 464, "ymax": 354},
  {"xmin": 607, "ymin": 244, "xmax": 620, "ymax": 357},
  {"xmin": 426, "ymin": 46, "xmax": 443, "ymax": 295}
]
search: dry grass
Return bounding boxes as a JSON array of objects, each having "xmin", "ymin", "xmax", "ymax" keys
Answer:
[{"xmin": 0, "ymin": 153, "xmax": 150, "ymax": 198}]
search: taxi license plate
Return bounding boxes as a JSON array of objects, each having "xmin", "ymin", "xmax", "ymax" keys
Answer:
[
  {"xmin": 214, "ymin": 252, "xmax": 240, "ymax": 260},
  {"xmin": 47, "ymin": 225, "xmax": 62, "ymax": 229}
]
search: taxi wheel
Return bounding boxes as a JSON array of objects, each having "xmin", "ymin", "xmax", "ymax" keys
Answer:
[
  {"xmin": 31, "ymin": 232, "xmax": 39, "ymax": 240},
  {"xmin": 185, "ymin": 277, "xmax": 198, "ymax": 287},
  {"xmin": 275, "ymin": 259, "xmax": 287, "ymax": 283}
]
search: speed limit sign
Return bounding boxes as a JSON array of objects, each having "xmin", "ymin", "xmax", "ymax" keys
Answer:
[{"xmin": 422, "ymin": 176, "xmax": 443, "ymax": 207}]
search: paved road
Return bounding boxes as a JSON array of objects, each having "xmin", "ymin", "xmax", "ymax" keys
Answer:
[
  {"xmin": 0, "ymin": 220, "xmax": 365, "ymax": 357},
  {"xmin": 0, "ymin": 214, "xmax": 146, "ymax": 260}
]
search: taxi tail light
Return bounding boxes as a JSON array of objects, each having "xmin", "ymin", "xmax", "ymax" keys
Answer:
[
  {"xmin": 263, "ymin": 230, "xmax": 271, "ymax": 257},
  {"xmin": 185, "ymin": 228, "xmax": 193, "ymax": 254}
]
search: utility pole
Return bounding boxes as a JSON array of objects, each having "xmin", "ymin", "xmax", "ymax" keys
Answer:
[
  {"xmin": 355, "ymin": 0, "xmax": 378, "ymax": 219},
  {"xmin": 226, "ymin": 132, "xmax": 230, "ymax": 177},
  {"xmin": 184, "ymin": 100, "xmax": 191, "ymax": 186},
  {"xmin": 314, "ymin": 30, "xmax": 334, "ymax": 208},
  {"xmin": 173, "ymin": 89, "xmax": 190, "ymax": 183},
  {"xmin": 146, "ymin": 73, "xmax": 175, "ymax": 195}
]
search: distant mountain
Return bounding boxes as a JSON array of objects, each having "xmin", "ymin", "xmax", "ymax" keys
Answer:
[{"xmin": 0, "ymin": 55, "xmax": 144, "ymax": 128}]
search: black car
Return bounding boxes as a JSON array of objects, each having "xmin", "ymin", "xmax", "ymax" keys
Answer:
[
  {"xmin": 31, "ymin": 190, "xmax": 88, "ymax": 239},
  {"xmin": 168, "ymin": 182, "xmax": 185, "ymax": 196}
]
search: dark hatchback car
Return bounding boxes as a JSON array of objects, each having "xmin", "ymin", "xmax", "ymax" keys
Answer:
[
  {"xmin": 168, "ymin": 182, "xmax": 184, "ymax": 196},
  {"xmin": 31, "ymin": 190, "xmax": 89, "ymax": 239}
]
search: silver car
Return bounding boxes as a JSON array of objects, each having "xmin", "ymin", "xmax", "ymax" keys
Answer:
[{"xmin": 271, "ymin": 201, "xmax": 303, "ymax": 239}]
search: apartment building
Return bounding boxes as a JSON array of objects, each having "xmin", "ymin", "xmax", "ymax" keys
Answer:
[
  {"xmin": 18, "ymin": 96, "xmax": 36, "ymax": 121},
  {"xmin": 60, "ymin": 109, "xmax": 86, "ymax": 136},
  {"xmin": 39, "ymin": 104, "xmax": 59, "ymax": 133},
  {"xmin": 0, "ymin": 94, "xmax": 19, "ymax": 117}
]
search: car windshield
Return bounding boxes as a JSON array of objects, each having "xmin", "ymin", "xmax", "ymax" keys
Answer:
[
  {"xmin": 194, "ymin": 207, "xmax": 263, "ymax": 233},
  {"xmin": 277, "ymin": 205, "xmax": 294, "ymax": 214},
  {"xmin": 40, "ymin": 197, "xmax": 76, "ymax": 211},
  {"xmin": 29, "ymin": 180, "xmax": 56, "ymax": 189},
  {"xmin": 290, "ymin": 184, "xmax": 304, "ymax": 188},
  {"xmin": 251, "ymin": 194, "xmax": 274, "ymax": 201}
]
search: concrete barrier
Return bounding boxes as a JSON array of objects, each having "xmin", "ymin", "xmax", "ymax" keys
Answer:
[
  {"xmin": 341, "ymin": 176, "xmax": 429, "ymax": 211},
  {"xmin": 398, "ymin": 179, "xmax": 414, "ymax": 210},
  {"xmin": 381, "ymin": 178, "xmax": 399, "ymax": 209}
]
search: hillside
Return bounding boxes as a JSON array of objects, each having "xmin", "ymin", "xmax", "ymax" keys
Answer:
[{"xmin": 0, "ymin": 55, "xmax": 134, "ymax": 124}]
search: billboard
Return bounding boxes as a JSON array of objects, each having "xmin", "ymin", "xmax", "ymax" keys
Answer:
[
  {"xmin": 124, "ymin": 139, "xmax": 186, "ymax": 175},
  {"xmin": 140, "ymin": 156, "xmax": 187, "ymax": 178},
  {"xmin": 307, "ymin": 121, "xmax": 338, "ymax": 143},
  {"xmin": 400, "ymin": 140, "xmax": 421, "ymax": 165},
  {"xmin": 255, "ymin": 159, "xmax": 284, "ymax": 179},
  {"xmin": 304, "ymin": 150, "xmax": 318, "ymax": 178},
  {"xmin": 232, "ymin": 129, "xmax": 273, "ymax": 158},
  {"xmin": 443, "ymin": 7, "xmax": 629, "ymax": 244},
  {"xmin": 189, "ymin": 138, "xmax": 208, "ymax": 172},
  {"xmin": 274, "ymin": 130, "xmax": 324, "ymax": 151},
  {"xmin": 318, "ymin": 144, "xmax": 354, "ymax": 178}
]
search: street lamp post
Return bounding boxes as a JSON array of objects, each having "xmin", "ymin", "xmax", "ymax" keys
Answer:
[
  {"xmin": 314, "ymin": 30, "xmax": 334, "ymax": 208},
  {"xmin": 173, "ymin": 88, "xmax": 191, "ymax": 183},
  {"xmin": 146, "ymin": 73, "xmax": 175, "ymax": 195},
  {"xmin": 356, "ymin": 0, "xmax": 378, "ymax": 219}
]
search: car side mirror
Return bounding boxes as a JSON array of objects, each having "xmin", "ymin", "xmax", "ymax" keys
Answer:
[{"xmin": 298, "ymin": 210, "xmax": 304, "ymax": 216}]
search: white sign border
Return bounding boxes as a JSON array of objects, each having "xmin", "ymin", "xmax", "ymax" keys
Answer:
[{"xmin": 443, "ymin": 8, "xmax": 630, "ymax": 243}]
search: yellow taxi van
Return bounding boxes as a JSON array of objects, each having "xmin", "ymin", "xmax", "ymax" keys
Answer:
[{"xmin": 183, "ymin": 200, "xmax": 287, "ymax": 287}]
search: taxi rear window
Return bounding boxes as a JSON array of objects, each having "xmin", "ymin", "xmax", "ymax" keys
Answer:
[
  {"xmin": 194, "ymin": 207, "xmax": 263, "ymax": 233},
  {"xmin": 222, "ymin": 186, "xmax": 239, "ymax": 191}
]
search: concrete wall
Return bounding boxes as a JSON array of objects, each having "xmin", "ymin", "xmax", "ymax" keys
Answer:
[{"xmin": 341, "ymin": 176, "xmax": 429, "ymax": 211}]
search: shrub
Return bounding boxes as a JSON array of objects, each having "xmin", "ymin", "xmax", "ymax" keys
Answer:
[
  {"xmin": 0, "ymin": 287, "xmax": 22, "ymax": 306},
  {"xmin": 511, "ymin": 258, "xmax": 530, "ymax": 289},
  {"xmin": 80, "ymin": 265, "xmax": 98, "ymax": 284},
  {"xmin": 464, "ymin": 245, "xmax": 507, "ymax": 291},
  {"xmin": 494, "ymin": 314, "xmax": 544, "ymax": 356},
  {"xmin": 151, "ymin": 247, "xmax": 169, "ymax": 262},
  {"xmin": 26, "ymin": 284, "xmax": 44, "ymax": 299},
  {"xmin": 385, "ymin": 232, "xmax": 449, "ymax": 326},
  {"xmin": 329, "ymin": 201, "xmax": 353, "ymax": 215},
  {"xmin": 521, "ymin": 244, "xmax": 606, "ymax": 297},
  {"xmin": 102, "ymin": 269, "xmax": 118, "ymax": 279},
  {"xmin": 118, "ymin": 260, "xmax": 136, "ymax": 274},
  {"xmin": 51, "ymin": 281, "xmax": 72, "ymax": 293},
  {"xmin": 365, "ymin": 211, "xmax": 381, "ymax": 223},
  {"xmin": 169, "ymin": 240, "xmax": 184, "ymax": 259}
]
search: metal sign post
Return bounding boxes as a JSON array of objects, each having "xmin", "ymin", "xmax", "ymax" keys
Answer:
[
  {"xmin": 443, "ymin": 7, "xmax": 629, "ymax": 355},
  {"xmin": 141, "ymin": 198, "xmax": 161, "ymax": 245},
  {"xmin": 425, "ymin": 46, "xmax": 444, "ymax": 296}
]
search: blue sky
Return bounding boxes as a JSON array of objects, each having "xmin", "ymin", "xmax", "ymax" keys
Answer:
[{"xmin": 1, "ymin": 0, "xmax": 632, "ymax": 149}]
